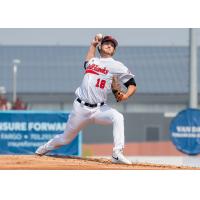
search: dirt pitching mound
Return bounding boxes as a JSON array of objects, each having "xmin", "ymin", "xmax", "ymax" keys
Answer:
[{"xmin": 0, "ymin": 155, "xmax": 198, "ymax": 170}]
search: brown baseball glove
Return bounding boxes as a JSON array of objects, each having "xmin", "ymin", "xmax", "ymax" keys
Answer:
[{"xmin": 111, "ymin": 76, "xmax": 125, "ymax": 102}]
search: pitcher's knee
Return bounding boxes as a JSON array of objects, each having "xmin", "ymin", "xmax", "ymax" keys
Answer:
[{"xmin": 113, "ymin": 112, "xmax": 124, "ymax": 123}]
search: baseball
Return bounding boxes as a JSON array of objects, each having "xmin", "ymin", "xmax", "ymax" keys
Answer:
[{"xmin": 96, "ymin": 33, "xmax": 103, "ymax": 41}]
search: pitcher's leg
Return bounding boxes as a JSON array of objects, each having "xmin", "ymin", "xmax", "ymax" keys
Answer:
[
  {"xmin": 35, "ymin": 101, "xmax": 90, "ymax": 155},
  {"xmin": 93, "ymin": 105, "xmax": 125, "ymax": 151},
  {"xmin": 112, "ymin": 111, "xmax": 125, "ymax": 151},
  {"xmin": 93, "ymin": 105, "xmax": 131, "ymax": 164},
  {"xmin": 46, "ymin": 112, "xmax": 89, "ymax": 149}
]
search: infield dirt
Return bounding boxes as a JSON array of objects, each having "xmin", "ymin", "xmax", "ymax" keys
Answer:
[{"xmin": 0, "ymin": 155, "xmax": 199, "ymax": 170}]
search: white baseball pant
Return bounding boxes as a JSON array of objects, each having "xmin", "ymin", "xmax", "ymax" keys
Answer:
[{"xmin": 45, "ymin": 99, "xmax": 125, "ymax": 152}]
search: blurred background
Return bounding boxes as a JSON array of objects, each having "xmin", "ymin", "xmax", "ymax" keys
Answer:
[{"xmin": 0, "ymin": 28, "xmax": 199, "ymax": 162}]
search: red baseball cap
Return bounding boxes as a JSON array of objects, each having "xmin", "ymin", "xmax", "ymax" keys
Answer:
[{"xmin": 101, "ymin": 36, "xmax": 118, "ymax": 48}]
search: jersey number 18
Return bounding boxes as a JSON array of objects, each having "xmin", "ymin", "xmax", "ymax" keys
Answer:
[{"xmin": 95, "ymin": 78, "xmax": 106, "ymax": 89}]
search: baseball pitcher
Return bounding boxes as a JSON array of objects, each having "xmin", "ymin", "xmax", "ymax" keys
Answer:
[{"xmin": 35, "ymin": 34, "xmax": 137, "ymax": 164}]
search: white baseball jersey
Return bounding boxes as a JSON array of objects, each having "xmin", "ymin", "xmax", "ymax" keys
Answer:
[
  {"xmin": 75, "ymin": 57, "xmax": 135, "ymax": 104},
  {"xmin": 37, "ymin": 57, "xmax": 134, "ymax": 155}
]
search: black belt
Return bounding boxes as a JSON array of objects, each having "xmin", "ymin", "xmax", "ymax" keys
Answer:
[{"xmin": 77, "ymin": 98, "xmax": 104, "ymax": 108}]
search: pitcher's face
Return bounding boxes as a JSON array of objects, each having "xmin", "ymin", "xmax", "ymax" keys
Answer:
[{"xmin": 100, "ymin": 41, "xmax": 115, "ymax": 57}]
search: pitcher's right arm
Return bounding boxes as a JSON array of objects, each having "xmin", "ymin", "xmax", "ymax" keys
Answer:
[{"xmin": 85, "ymin": 35, "xmax": 101, "ymax": 64}]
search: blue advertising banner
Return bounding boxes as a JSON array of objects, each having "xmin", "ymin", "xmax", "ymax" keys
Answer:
[
  {"xmin": 170, "ymin": 108, "xmax": 200, "ymax": 155},
  {"xmin": 0, "ymin": 111, "xmax": 82, "ymax": 156}
]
